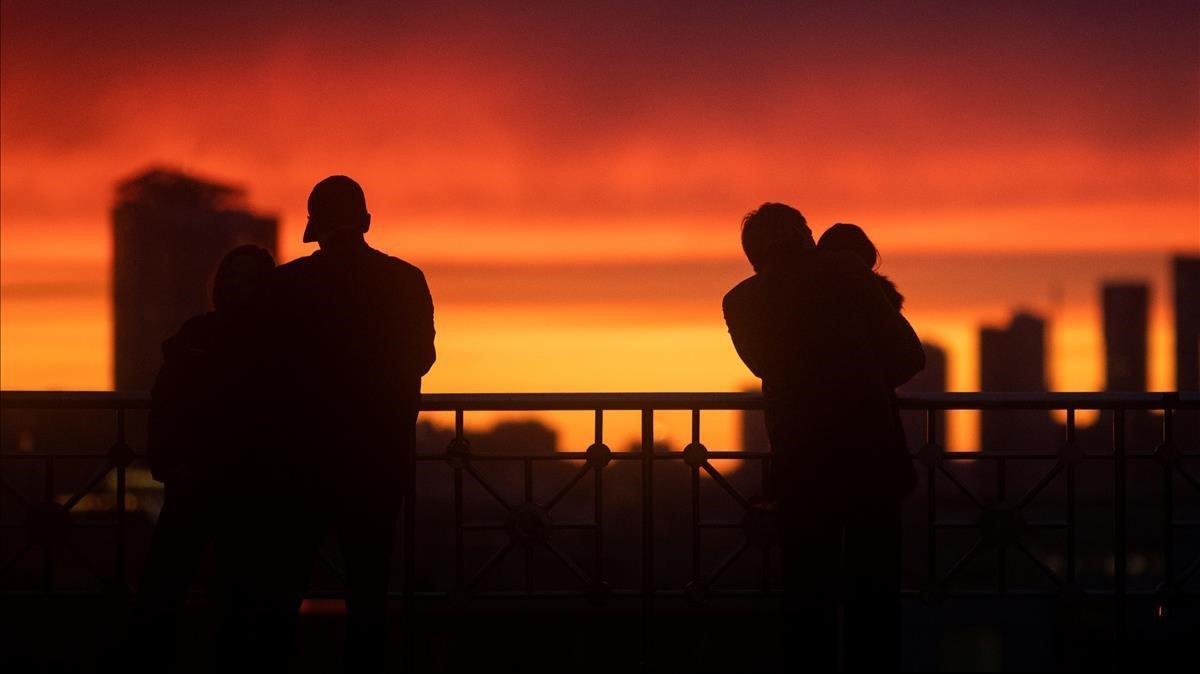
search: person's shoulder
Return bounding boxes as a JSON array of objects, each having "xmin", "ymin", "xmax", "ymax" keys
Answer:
[
  {"xmin": 270, "ymin": 253, "xmax": 327, "ymax": 293},
  {"xmin": 162, "ymin": 313, "xmax": 217, "ymax": 357},
  {"xmin": 724, "ymin": 275, "xmax": 761, "ymax": 299},
  {"xmin": 723, "ymin": 275, "xmax": 762, "ymax": 311},
  {"xmin": 176, "ymin": 313, "xmax": 218, "ymax": 339},
  {"xmin": 376, "ymin": 250, "xmax": 423, "ymax": 273},
  {"xmin": 275, "ymin": 253, "xmax": 316, "ymax": 276},
  {"xmin": 269, "ymin": 254, "xmax": 314, "ymax": 286},
  {"xmin": 370, "ymin": 249, "xmax": 427, "ymax": 283}
]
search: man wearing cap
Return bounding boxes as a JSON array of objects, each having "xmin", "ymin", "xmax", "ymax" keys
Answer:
[{"xmin": 251, "ymin": 175, "xmax": 435, "ymax": 668}]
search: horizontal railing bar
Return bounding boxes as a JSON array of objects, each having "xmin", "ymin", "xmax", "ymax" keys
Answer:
[
  {"xmin": 416, "ymin": 454, "xmax": 592, "ymax": 461},
  {"xmin": 3, "ymin": 390, "xmax": 1197, "ymax": 411},
  {"xmin": 654, "ymin": 451, "xmax": 769, "ymax": 459},
  {"xmin": 5, "ymin": 449, "xmax": 1184, "ymax": 460},
  {"xmin": 0, "ymin": 520, "xmax": 120, "ymax": 527},
  {"xmin": 4, "ymin": 587, "xmax": 1162, "ymax": 599},
  {"xmin": 935, "ymin": 520, "xmax": 1068, "ymax": 528},
  {"xmin": 898, "ymin": 589, "xmax": 1161, "ymax": 598},
  {"xmin": 1, "ymin": 391, "xmax": 152, "ymax": 408},
  {"xmin": 0, "ymin": 453, "xmax": 144, "ymax": 460},
  {"xmin": 894, "ymin": 391, "xmax": 1198, "ymax": 410},
  {"xmin": 415, "ymin": 453, "xmax": 644, "ymax": 462},
  {"xmin": 941, "ymin": 452, "xmax": 1062, "ymax": 460}
]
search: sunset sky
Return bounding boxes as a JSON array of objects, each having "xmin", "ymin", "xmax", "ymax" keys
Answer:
[{"xmin": 2, "ymin": 1, "xmax": 1198, "ymax": 451}]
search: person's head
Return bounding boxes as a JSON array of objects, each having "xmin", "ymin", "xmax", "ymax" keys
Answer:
[
  {"xmin": 740, "ymin": 202, "xmax": 814, "ymax": 273},
  {"xmin": 303, "ymin": 175, "xmax": 371, "ymax": 246},
  {"xmin": 818, "ymin": 222, "xmax": 879, "ymax": 270},
  {"xmin": 212, "ymin": 245, "xmax": 275, "ymax": 315}
]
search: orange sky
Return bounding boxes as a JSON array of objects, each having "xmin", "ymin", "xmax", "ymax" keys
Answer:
[
  {"xmin": 2, "ymin": 2, "xmax": 1198, "ymax": 451},
  {"xmin": 2, "ymin": 2, "xmax": 1197, "ymax": 263}
]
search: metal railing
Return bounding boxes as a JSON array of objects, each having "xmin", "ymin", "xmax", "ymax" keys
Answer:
[{"xmin": 2, "ymin": 390, "xmax": 1198, "ymax": 659}]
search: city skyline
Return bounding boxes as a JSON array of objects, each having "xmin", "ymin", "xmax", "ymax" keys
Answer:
[{"xmin": 6, "ymin": 166, "xmax": 1195, "ymax": 455}]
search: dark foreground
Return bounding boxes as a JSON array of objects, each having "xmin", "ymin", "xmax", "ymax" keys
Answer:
[{"xmin": 3, "ymin": 594, "xmax": 1196, "ymax": 671}]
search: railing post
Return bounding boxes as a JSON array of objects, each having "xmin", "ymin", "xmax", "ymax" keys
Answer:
[
  {"xmin": 44, "ymin": 457, "xmax": 54, "ymax": 593},
  {"xmin": 996, "ymin": 455, "xmax": 1007, "ymax": 595},
  {"xmin": 524, "ymin": 452, "xmax": 535, "ymax": 594},
  {"xmin": 403, "ymin": 409, "xmax": 417, "ymax": 671},
  {"xmin": 594, "ymin": 410, "xmax": 604, "ymax": 582},
  {"xmin": 1160, "ymin": 404, "xmax": 1175, "ymax": 616},
  {"xmin": 641, "ymin": 408, "xmax": 654, "ymax": 670},
  {"xmin": 1113, "ymin": 408, "xmax": 1127, "ymax": 665},
  {"xmin": 925, "ymin": 408, "xmax": 937, "ymax": 593},
  {"xmin": 454, "ymin": 410, "xmax": 465, "ymax": 592},
  {"xmin": 690, "ymin": 410, "xmax": 701, "ymax": 584},
  {"xmin": 115, "ymin": 407, "xmax": 126, "ymax": 595},
  {"xmin": 1065, "ymin": 408, "xmax": 1076, "ymax": 586}
]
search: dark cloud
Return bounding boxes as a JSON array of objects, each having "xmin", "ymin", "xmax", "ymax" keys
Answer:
[{"xmin": 1, "ymin": 1, "xmax": 1196, "ymax": 251}]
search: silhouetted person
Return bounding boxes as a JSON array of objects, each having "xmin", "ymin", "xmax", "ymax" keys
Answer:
[
  {"xmin": 818, "ymin": 223, "xmax": 903, "ymax": 310},
  {"xmin": 253, "ymin": 176, "xmax": 435, "ymax": 670},
  {"xmin": 132, "ymin": 244, "xmax": 275, "ymax": 667},
  {"xmin": 723, "ymin": 204, "xmax": 923, "ymax": 671},
  {"xmin": 818, "ymin": 222, "xmax": 913, "ymax": 488}
]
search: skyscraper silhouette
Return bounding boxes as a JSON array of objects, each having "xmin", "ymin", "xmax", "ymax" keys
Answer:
[
  {"xmin": 1173, "ymin": 255, "xmax": 1200, "ymax": 449},
  {"xmin": 1174, "ymin": 255, "xmax": 1200, "ymax": 392},
  {"xmin": 1102, "ymin": 283, "xmax": 1149, "ymax": 392},
  {"xmin": 1093, "ymin": 281, "xmax": 1158, "ymax": 452},
  {"xmin": 899, "ymin": 342, "xmax": 947, "ymax": 450},
  {"xmin": 112, "ymin": 168, "xmax": 277, "ymax": 391},
  {"xmin": 979, "ymin": 312, "xmax": 1056, "ymax": 451}
]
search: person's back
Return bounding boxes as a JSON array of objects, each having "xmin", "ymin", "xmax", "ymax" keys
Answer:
[
  {"xmin": 251, "ymin": 175, "xmax": 434, "ymax": 670},
  {"xmin": 269, "ymin": 237, "xmax": 434, "ymax": 493}
]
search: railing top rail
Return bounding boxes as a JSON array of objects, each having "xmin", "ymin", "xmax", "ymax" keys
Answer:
[{"xmin": 1, "ymin": 390, "xmax": 1196, "ymax": 411}]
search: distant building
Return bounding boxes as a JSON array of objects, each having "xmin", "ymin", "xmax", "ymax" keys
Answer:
[
  {"xmin": 1173, "ymin": 255, "xmax": 1200, "ymax": 449},
  {"xmin": 979, "ymin": 311, "xmax": 1057, "ymax": 451},
  {"xmin": 980, "ymin": 312, "xmax": 1047, "ymax": 394},
  {"xmin": 1102, "ymin": 283, "xmax": 1149, "ymax": 392},
  {"xmin": 899, "ymin": 342, "xmax": 948, "ymax": 449},
  {"xmin": 471, "ymin": 419, "xmax": 557, "ymax": 455},
  {"xmin": 1084, "ymin": 282, "xmax": 1158, "ymax": 454},
  {"xmin": 1175, "ymin": 255, "xmax": 1200, "ymax": 392},
  {"xmin": 111, "ymin": 168, "xmax": 276, "ymax": 391}
]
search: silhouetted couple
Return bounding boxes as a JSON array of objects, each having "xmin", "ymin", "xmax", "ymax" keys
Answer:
[
  {"xmin": 134, "ymin": 188, "xmax": 919, "ymax": 670},
  {"xmin": 724, "ymin": 204, "xmax": 923, "ymax": 670},
  {"xmin": 133, "ymin": 176, "xmax": 434, "ymax": 671}
]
